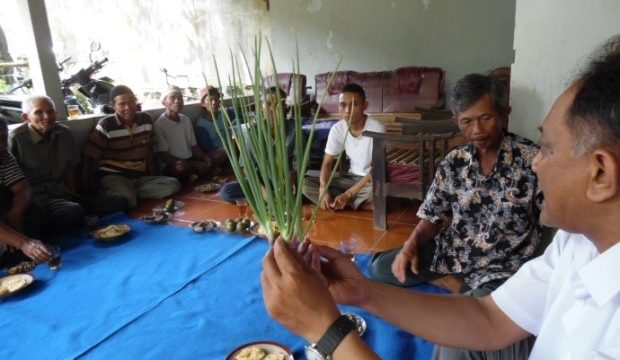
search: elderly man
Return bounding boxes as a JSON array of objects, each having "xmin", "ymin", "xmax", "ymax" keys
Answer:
[
  {"xmin": 0, "ymin": 120, "xmax": 51, "ymax": 265},
  {"xmin": 9, "ymin": 95, "xmax": 84, "ymax": 236},
  {"xmin": 370, "ymin": 74, "xmax": 543, "ymax": 300},
  {"xmin": 260, "ymin": 35, "xmax": 620, "ymax": 359},
  {"xmin": 302, "ymin": 83, "xmax": 385, "ymax": 211},
  {"xmin": 154, "ymin": 87, "xmax": 212, "ymax": 182},
  {"xmin": 82, "ymin": 85, "xmax": 180, "ymax": 209}
]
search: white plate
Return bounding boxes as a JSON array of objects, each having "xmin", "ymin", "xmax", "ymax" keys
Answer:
[
  {"xmin": 0, "ymin": 273, "xmax": 35, "ymax": 298},
  {"xmin": 92, "ymin": 224, "xmax": 132, "ymax": 241},
  {"xmin": 154, "ymin": 200, "xmax": 185, "ymax": 213},
  {"xmin": 140, "ymin": 211, "xmax": 171, "ymax": 224},
  {"xmin": 226, "ymin": 341, "xmax": 293, "ymax": 360},
  {"xmin": 189, "ymin": 220, "xmax": 220, "ymax": 233},
  {"xmin": 194, "ymin": 182, "xmax": 222, "ymax": 193}
]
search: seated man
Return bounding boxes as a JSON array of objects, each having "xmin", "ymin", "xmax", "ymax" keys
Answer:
[
  {"xmin": 371, "ymin": 74, "xmax": 542, "ymax": 358},
  {"xmin": 219, "ymin": 86, "xmax": 297, "ymax": 202},
  {"xmin": 195, "ymin": 86, "xmax": 232, "ymax": 167},
  {"xmin": 82, "ymin": 85, "xmax": 181, "ymax": 209},
  {"xmin": 154, "ymin": 87, "xmax": 212, "ymax": 182},
  {"xmin": 370, "ymin": 74, "xmax": 543, "ymax": 296},
  {"xmin": 302, "ymin": 83, "xmax": 385, "ymax": 211},
  {"xmin": 261, "ymin": 35, "xmax": 620, "ymax": 360},
  {"xmin": 0, "ymin": 120, "xmax": 51, "ymax": 265},
  {"xmin": 9, "ymin": 95, "xmax": 85, "ymax": 236}
]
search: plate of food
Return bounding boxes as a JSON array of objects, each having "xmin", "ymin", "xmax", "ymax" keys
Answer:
[
  {"xmin": 189, "ymin": 220, "xmax": 220, "ymax": 233},
  {"xmin": 6, "ymin": 261, "xmax": 36, "ymax": 275},
  {"xmin": 249, "ymin": 221, "xmax": 280, "ymax": 239},
  {"xmin": 92, "ymin": 224, "xmax": 132, "ymax": 241},
  {"xmin": 226, "ymin": 341, "xmax": 293, "ymax": 360},
  {"xmin": 156, "ymin": 199, "xmax": 184, "ymax": 213},
  {"xmin": 0, "ymin": 273, "xmax": 35, "ymax": 298},
  {"xmin": 140, "ymin": 210, "xmax": 171, "ymax": 224},
  {"xmin": 194, "ymin": 182, "xmax": 222, "ymax": 193}
]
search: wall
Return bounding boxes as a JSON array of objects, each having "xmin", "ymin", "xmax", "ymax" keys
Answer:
[
  {"xmin": 509, "ymin": 0, "xmax": 620, "ymax": 141},
  {"xmin": 267, "ymin": 0, "xmax": 516, "ymax": 95}
]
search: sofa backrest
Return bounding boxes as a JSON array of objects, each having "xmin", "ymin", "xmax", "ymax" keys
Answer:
[
  {"xmin": 315, "ymin": 66, "xmax": 445, "ymax": 115},
  {"xmin": 264, "ymin": 73, "xmax": 308, "ymax": 106}
]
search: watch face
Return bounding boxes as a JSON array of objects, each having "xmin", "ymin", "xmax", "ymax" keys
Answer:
[{"xmin": 305, "ymin": 345, "xmax": 326, "ymax": 360}]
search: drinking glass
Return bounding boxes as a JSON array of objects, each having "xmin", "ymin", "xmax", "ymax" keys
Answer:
[
  {"xmin": 235, "ymin": 199, "xmax": 249, "ymax": 219},
  {"xmin": 67, "ymin": 105, "xmax": 80, "ymax": 119},
  {"xmin": 339, "ymin": 238, "xmax": 357, "ymax": 262},
  {"xmin": 48, "ymin": 246, "xmax": 62, "ymax": 270}
]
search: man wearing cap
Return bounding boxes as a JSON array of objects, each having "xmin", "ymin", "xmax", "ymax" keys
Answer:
[
  {"xmin": 154, "ymin": 87, "xmax": 212, "ymax": 182},
  {"xmin": 195, "ymin": 86, "xmax": 234, "ymax": 167},
  {"xmin": 82, "ymin": 85, "xmax": 180, "ymax": 209}
]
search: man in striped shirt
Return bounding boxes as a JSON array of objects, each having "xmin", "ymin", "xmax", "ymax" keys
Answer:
[
  {"xmin": 0, "ymin": 120, "xmax": 52, "ymax": 265},
  {"xmin": 82, "ymin": 85, "xmax": 180, "ymax": 209}
]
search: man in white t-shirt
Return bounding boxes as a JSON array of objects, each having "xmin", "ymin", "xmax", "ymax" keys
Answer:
[
  {"xmin": 260, "ymin": 35, "xmax": 620, "ymax": 359},
  {"xmin": 154, "ymin": 87, "xmax": 212, "ymax": 182},
  {"xmin": 302, "ymin": 83, "xmax": 385, "ymax": 211}
]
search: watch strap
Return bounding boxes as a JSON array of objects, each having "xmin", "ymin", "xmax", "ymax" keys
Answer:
[{"xmin": 315, "ymin": 314, "xmax": 357, "ymax": 358}]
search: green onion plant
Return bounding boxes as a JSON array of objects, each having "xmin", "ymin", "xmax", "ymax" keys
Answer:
[{"xmin": 211, "ymin": 37, "xmax": 347, "ymax": 243}]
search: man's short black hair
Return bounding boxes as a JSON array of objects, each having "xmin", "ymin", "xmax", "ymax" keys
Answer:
[
  {"xmin": 449, "ymin": 74, "xmax": 507, "ymax": 116},
  {"xmin": 567, "ymin": 35, "xmax": 620, "ymax": 155},
  {"xmin": 265, "ymin": 86, "xmax": 287, "ymax": 99},
  {"xmin": 109, "ymin": 85, "xmax": 135, "ymax": 102},
  {"xmin": 341, "ymin": 83, "xmax": 366, "ymax": 102}
]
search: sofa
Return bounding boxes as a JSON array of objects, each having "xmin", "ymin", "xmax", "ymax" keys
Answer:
[{"xmin": 314, "ymin": 66, "xmax": 445, "ymax": 115}]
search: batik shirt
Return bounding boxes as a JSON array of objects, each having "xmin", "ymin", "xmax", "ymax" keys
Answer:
[{"xmin": 418, "ymin": 132, "xmax": 543, "ymax": 290}]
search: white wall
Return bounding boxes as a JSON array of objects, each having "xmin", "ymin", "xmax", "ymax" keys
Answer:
[
  {"xmin": 510, "ymin": 0, "xmax": 620, "ymax": 141},
  {"xmin": 267, "ymin": 0, "xmax": 516, "ymax": 95}
]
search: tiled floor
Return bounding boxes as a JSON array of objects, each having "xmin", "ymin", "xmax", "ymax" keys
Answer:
[{"xmin": 129, "ymin": 181, "xmax": 421, "ymax": 254}]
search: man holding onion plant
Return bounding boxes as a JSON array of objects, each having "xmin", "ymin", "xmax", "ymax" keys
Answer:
[{"xmin": 302, "ymin": 83, "xmax": 385, "ymax": 211}]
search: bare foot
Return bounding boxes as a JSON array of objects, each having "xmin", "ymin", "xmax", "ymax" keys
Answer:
[{"xmin": 430, "ymin": 275, "xmax": 464, "ymax": 294}]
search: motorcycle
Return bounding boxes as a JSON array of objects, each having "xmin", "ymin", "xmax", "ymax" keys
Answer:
[{"xmin": 0, "ymin": 42, "xmax": 115, "ymax": 124}]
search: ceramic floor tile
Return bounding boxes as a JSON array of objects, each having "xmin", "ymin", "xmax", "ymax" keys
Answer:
[
  {"xmin": 306, "ymin": 214, "xmax": 384, "ymax": 252},
  {"xmin": 128, "ymin": 186, "xmax": 422, "ymax": 255},
  {"xmin": 371, "ymin": 222, "xmax": 414, "ymax": 252}
]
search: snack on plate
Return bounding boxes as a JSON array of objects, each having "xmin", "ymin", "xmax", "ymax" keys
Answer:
[
  {"xmin": 235, "ymin": 346, "xmax": 266, "ymax": 360},
  {"xmin": 194, "ymin": 182, "xmax": 221, "ymax": 193},
  {"xmin": 7, "ymin": 261, "xmax": 35, "ymax": 275},
  {"xmin": 1, "ymin": 277, "xmax": 27, "ymax": 292},
  {"xmin": 264, "ymin": 354, "xmax": 285, "ymax": 360},
  {"xmin": 94, "ymin": 224, "xmax": 131, "ymax": 239}
]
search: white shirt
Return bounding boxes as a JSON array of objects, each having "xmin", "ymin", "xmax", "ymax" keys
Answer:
[
  {"xmin": 492, "ymin": 231, "xmax": 620, "ymax": 359},
  {"xmin": 324, "ymin": 116, "xmax": 385, "ymax": 176},
  {"xmin": 154, "ymin": 113, "xmax": 197, "ymax": 160}
]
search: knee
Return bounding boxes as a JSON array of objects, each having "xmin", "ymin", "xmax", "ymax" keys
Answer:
[
  {"xmin": 369, "ymin": 253, "xmax": 390, "ymax": 280},
  {"xmin": 219, "ymin": 182, "xmax": 243, "ymax": 202}
]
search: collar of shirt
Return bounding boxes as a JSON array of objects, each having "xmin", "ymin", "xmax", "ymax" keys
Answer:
[
  {"xmin": 465, "ymin": 133, "xmax": 513, "ymax": 177},
  {"xmin": 578, "ymin": 240, "xmax": 620, "ymax": 306},
  {"xmin": 27, "ymin": 123, "xmax": 58, "ymax": 144}
]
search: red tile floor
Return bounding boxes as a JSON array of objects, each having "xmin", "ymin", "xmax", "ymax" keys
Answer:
[{"xmin": 129, "ymin": 180, "xmax": 421, "ymax": 254}]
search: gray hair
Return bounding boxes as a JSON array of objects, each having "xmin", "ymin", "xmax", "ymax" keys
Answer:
[
  {"xmin": 567, "ymin": 35, "xmax": 620, "ymax": 156},
  {"xmin": 21, "ymin": 95, "xmax": 56, "ymax": 114},
  {"xmin": 449, "ymin": 74, "xmax": 507, "ymax": 117}
]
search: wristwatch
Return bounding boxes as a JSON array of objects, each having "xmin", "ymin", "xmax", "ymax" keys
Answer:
[{"xmin": 305, "ymin": 314, "xmax": 357, "ymax": 360}]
